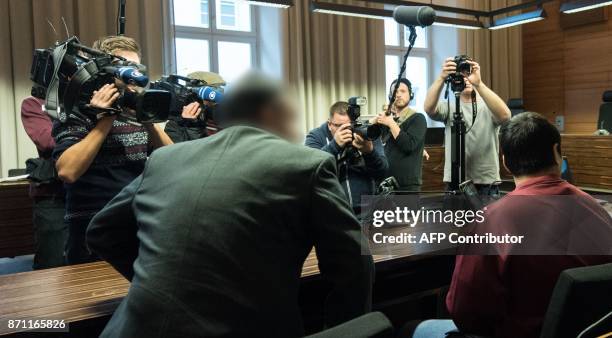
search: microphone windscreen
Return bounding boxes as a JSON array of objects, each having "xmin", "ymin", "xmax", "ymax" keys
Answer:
[
  {"xmin": 115, "ymin": 67, "xmax": 149, "ymax": 87},
  {"xmin": 393, "ymin": 6, "xmax": 436, "ymax": 27},
  {"xmin": 193, "ymin": 86, "xmax": 223, "ymax": 103}
]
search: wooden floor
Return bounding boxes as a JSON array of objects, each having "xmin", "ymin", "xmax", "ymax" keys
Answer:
[{"xmin": 0, "ymin": 251, "xmax": 403, "ymax": 336}]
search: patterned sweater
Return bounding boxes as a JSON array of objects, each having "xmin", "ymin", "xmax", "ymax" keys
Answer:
[{"xmin": 52, "ymin": 113, "xmax": 148, "ymax": 224}]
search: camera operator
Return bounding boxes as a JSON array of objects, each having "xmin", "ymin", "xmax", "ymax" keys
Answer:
[
  {"xmin": 52, "ymin": 36, "xmax": 173, "ymax": 264},
  {"xmin": 305, "ymin": 101, "xmax": 388, "ymax": 214},
  {"xmin": 372, "ymin": 78, "xmax": 427, "ymax": 191},
  {"xmin": 164, "ymin": 71, "xmax": 225, "ymax": 143},
  {"xmin": 424, "ymin": 56, "xmax": 511, "ymax": 196}
]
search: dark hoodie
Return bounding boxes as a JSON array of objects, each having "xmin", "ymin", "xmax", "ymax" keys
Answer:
[{"xmin": 305, "ymin": 122, "xmax": 388, "ymax": 214}]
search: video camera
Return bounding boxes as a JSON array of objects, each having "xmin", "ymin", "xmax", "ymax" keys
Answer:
[
  {"xmin": 445, "ymin": 55, "xmax": 472, "ymax": 93},
  {"xmin": 29, "ymin": 36, "xmax": 171, "ymax": 124},
  {"xmin": 149, "ymin": 75, "xmax": 223, "ymax": 124},
  {"xmin": 347, "ymin": 96, "xmax": 382, "ymax": 140}
]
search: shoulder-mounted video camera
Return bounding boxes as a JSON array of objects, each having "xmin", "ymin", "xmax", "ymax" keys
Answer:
[
  {"xmin": 149, "ymin": 74, "xmax": 223, "ymax": 124},
  {"xmin": 445, "ymin": 55, "xmax": 472, "ymax": 93},
  {"xmin": 29, "ymin": 36, "xmax": 171, "ymax": 124}
]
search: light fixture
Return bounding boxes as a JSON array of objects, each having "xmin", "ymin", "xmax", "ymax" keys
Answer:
[
  {"xmin": 433, "ymin": 17, "xmax": 483, "ymax": 30},
  {"xmin": 560, "ymin": 0, "xmax": 612, "ymax": 13},
  {"xmin": 246, "ymin": 0, "xmax": 293, "ymax": 8},
  {"xmin": 310, "ymin": 1, "xmax": 393, "ymax": 20},
  {"xmin": 489, "ymin": 7, "xmax": 547, "ymax": 30}
]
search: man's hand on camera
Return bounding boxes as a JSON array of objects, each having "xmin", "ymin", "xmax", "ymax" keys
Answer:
[
  {"xmin": 376, "ymin": 113, "xmax": 395, "ymax": 127},
  {"xmin": 90, "ymin": 84, "xmax": 120, "ymax": 109},
  {"xmin": 467, "ymin": 60, "xmax": 482, "ymax": 87},
  {"xmin": 334, "ymin": 123, "xmax": 353, "ymax": 148},
  {"xmin": 181, "ymin": 102, "xmax": 202, "ymax": 120},
  {"xmin": 352, "ymin": 134, "xmax": 374, "ymax": 154},
  {"xmin": 439, "ymin": 57, "xmax": 456, "ymax": 81}
]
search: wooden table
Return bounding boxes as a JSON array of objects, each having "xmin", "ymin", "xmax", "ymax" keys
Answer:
[
  {"xmin": 561, "ymin": 135, "xmax": 612, "ymax": 191},
  {"xmin": 0, "ymin": 182, "xmax": 34, "ymax": 258},
  {"xmin": 0, "ymin": 250, "xmax": 455, "ymax": 337}
]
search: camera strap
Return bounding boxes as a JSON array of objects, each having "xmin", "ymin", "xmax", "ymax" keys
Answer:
[
  {"xmin": 45, "ymin": 43, "xmax": 71, "ymax": 122},
  {"xmin": 63, "ymin": 61, "xmax": 102, "ymax": 121}
]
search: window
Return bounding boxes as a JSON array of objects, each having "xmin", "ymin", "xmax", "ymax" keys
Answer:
[
  {"xmin": 173, "ymin": 0, "xmax": 257, "ymax": 83},
  {"xmin": 384, "ymin": 18, "xmax": 430, "ymax": 114}
]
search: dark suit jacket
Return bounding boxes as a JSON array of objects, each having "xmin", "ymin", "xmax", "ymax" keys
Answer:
[{"xmin": 87, "ymin": 126, "xmax": 374, "ymax": 338}]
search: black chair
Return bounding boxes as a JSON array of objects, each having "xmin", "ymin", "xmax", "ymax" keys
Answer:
[
  {"xmin": 507, "ymin": 98, "xmax": 525, "ymax": 117},
  {"xmin": 597, "ymin": 90, "xmax": 612, "ymax": 133},
  {"xmin": 540, "ymin": 263, "xmax": 612, "ymax": 338},
  {"xmin": 306, "ymin": 312, "xmax": 394, "ymax": 338}
]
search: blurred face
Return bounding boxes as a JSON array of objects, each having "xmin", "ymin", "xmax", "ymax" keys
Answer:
[
  {"xmin": 393, "ymin": 83, "xmax": 411, "ymax": 110},
  {"xmin": 112, "ymin": 49, "xmax": 142, "ymax": 93},
  {"xmin": 328, "ymin": 112, "xmax": 351, "ymax": 135},
  {"xmin": 260, "ymin": 96, "xmax": 301, "ymax": 142}
]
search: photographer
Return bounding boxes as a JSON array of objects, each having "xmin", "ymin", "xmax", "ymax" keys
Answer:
[
  {"xmin": 164, "ymin": 71, "xmax": 225, "ymax": 143},
  {"xmin": 372, "ymin": 78, "xmax": 427, "ymax": 191},
  {"xmin": 53, "ymin": 36, "xmax": 173, "ymax": 264},
  {"xmin": 424, "ymin": 56, "xmax": 511, "ymax": 196},
  {"xmin": 305, "ymin": 101, "xmax": 388, "ymax": 214}
]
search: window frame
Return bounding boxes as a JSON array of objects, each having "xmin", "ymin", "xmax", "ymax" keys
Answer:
[
  {"xmin": 172, "ymin": 0, "xmax": 259, "ymax": 75},
  {"xmin": 384, "ymin": 20, "xmax": 434, "ymax": 112}
]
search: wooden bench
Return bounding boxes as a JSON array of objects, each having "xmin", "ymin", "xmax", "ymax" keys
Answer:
[{"xmin": 0, "ymin": 249, "xmax": 455, "ymax": 337}]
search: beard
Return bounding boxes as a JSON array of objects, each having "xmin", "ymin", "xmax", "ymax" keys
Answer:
[{"xmin": 394, "ymin": 99, "xmax": 409, "ymax": 111}]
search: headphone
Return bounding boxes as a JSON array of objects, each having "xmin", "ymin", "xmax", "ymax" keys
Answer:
[{"xmin": 388, "ymin": 78, "xmax": 415, "ymax": 102}]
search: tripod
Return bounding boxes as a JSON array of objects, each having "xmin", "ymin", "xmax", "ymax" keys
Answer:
[{"xmin": 449, "ymin": 90, "xmax": 466, "ymax": 191}]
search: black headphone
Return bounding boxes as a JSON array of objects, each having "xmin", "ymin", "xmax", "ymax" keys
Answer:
[{"xmin": 388, "ymin": 78, "xmax": 415, "ymax": 102}]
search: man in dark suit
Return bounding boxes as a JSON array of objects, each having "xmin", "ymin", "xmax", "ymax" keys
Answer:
[{"xmin": 87, "ymin": 72, "xmax": 374, "ymax": 338}]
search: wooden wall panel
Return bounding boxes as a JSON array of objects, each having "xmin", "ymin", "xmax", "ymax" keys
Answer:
[
  {"xmin": 0, "ymin": 182, "xmax": 34, "ymax": 258},
  {"xmin": 523, "ymin": 1, "xmax": 612, "ymax": 133}
]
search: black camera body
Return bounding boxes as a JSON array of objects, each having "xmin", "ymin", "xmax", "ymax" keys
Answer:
[
  {"xmin": 150, "ymin": 75, "xmax": 222, "ymax": 124},
  {"xmin": 446, "ymin": 55, "xmax": 472, "ymax": 93},
  {"xmin": 347, "ymin": 96, "xmax": 381, "ymax": 141},
  {"xmin": 29, "ymin": 36, "xmax": 171, "ymax": 124}
]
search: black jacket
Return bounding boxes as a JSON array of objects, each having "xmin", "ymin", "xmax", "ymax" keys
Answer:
[
  {"xmin": 87, "ymin": 126, "xmax": 374, "ymax": 338},
  {"xmin": 383, "ymin": 113, "xmax": 427, "ymax": 190},
  {"xmin": 305, "ymin": 122, "xmax": 388, "ymax": 212}
]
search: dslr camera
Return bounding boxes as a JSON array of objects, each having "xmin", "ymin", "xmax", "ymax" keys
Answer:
[
  {"xmin": 29, "ymin": 36, "xmax": 171, "ymax": 124},
  {"xmin": 347, "ymin": 96, "xmax": 382, "ymax": 141},
  {"xmin": 149, "ymin": 75, "xmax": 223, "ymax": 124},
  {"xmin": 445, "ymin": 55, "xmax": 472, "ymax": 93}
]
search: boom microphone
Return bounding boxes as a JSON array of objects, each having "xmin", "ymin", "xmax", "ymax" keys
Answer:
[
  {"xmin": 393, "ymin": 6, "xmax": 436, "ymax": 27},
  {"xmin": 192, "ymin": 86, "xmax": 223, "ymax": 103}
]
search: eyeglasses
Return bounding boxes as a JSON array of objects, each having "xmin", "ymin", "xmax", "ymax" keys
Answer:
[{"xmin": 328, "ymin": 121, "xmax": 344, "ymax": 128}]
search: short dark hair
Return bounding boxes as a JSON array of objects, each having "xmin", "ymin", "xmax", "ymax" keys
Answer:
[
  {"xmin": 499, "ymin": 112, "xmax": 561, "ymax": 176},
  {"xmin": 329, "ymin": 101, "xmax": 348, "ymax": 118},
  {"xmin": 213, "ymin": 71, "xmax": 283, "ymax": 127}
]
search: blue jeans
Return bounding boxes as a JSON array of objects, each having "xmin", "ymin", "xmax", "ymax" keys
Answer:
[{"xmin": 412, "ymin": 319, "xmax": 459, "ymax": 338}]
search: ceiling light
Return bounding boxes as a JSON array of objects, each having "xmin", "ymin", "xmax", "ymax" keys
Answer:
[
  {"xmin": 246, "ymin": 0, "xmax": 293, "ymax": 9},
  {"xmin": 310, "ymin": 1, "xmax": 393, "ymax": 20},
  {"xmin": 560, "ymin": 0, "xmax": 612, "ymax": 13},
  {"xmin": 434, "ymin": 16, "xmax": 483, "ymax": 30},
  {"xmin": 489, "ymin": 8, "xmax": 546, "ymax": 30}
]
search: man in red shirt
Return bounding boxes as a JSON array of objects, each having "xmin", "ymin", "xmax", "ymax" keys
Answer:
[
  {"xmin": 21, "ymin": 96, "xmax": 67, "ymax": 269},
  {"xmin": 412, "ymin": 112, "xmax": 612, "ymax": 338}
]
